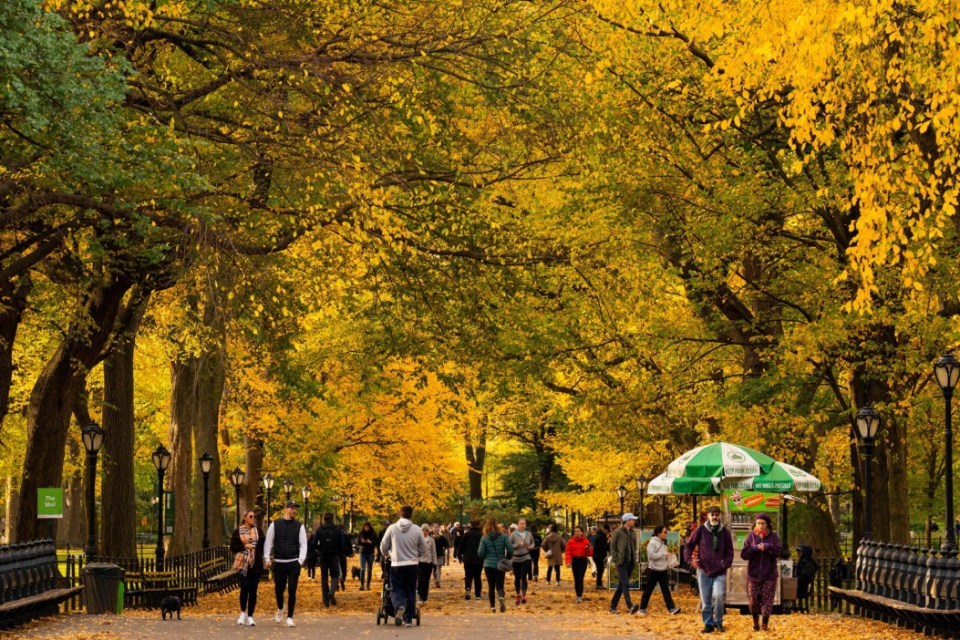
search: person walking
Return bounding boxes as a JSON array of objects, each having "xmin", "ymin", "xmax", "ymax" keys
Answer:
[
  {"xmin": 477, "ymin": 517, "xmax": 514, "ymax": 613},
  {"xmin": 310, "ymin": 512, "xmax": 345, "ymax": 608},
  {"xmin": 740, "ymin": 513, "xmax": 782, "ymax": 631},
  {"xmin": 431, "ymin": 524, "xmax": 449, "ymax": 588},
  {"xmin": 231, "ymin": 510, "xmax": 264, "ymax": 626},
  {"xmin": 638, "ymin": 525, "xmax": 681, "ymax": 616},
  {"xmin": 357, "ymin": 522, "xmax": 378, "ymax": 591},
  {"xmin": 593, "ymin": 524, "xmax": 610, "ymax": 589},
  {"xmin": 564, "ymin": 525, "xmax": 593, "ymax": 603},
  {"xmin": 305, "ymin": 516, "xmax": 320, "ymax": 581},
  {"xmin": 337, "ymin": 524, "xmax": 351, "ymax": 591},
  {"xmin": 508, "ymin": 518, "xmax": 533, "ymax": 604},
  {"xmin": 380, "ymin": 505, "xmax": 428, "ymax": 627},
  {"xmin": 684, "ymin": 505, "xmax": 734, "ymax": 633},
  {"xmin": 529, "ymin": 524, "xmax": 542, "ymax": 582},
  {"xmin": 609, "ymin": 513, "xmax": 640, "ymax": 615},
  {"xmin": 459, "ymin": 519, "xmax": 484, "ymax": 600},
  {"xmin": 263, "ymin": 501, "xmax": 308, "ymax": 627},
  {"xmin": 418, "ymin": 524, "xmax": 438, "ymax": 604},
  {"xmin": 542, "ymin": 524, "xmax": 564, "ymax": 586}
]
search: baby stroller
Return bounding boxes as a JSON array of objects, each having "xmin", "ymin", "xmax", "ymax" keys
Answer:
[{"xmin": 376, "ymin": 559, "xmax": 421, "ymax": 626}]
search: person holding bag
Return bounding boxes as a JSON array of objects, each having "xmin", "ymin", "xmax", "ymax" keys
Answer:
[
  {"xmin": 741, "ymin": 513, "xmax": 783, "ymax": 631},
  {"xmin": 477, "ymin": 517, "xmax": 514, "ymax": 613},
  {"xmin": 563, "ymin": 525, "xmax": 593, "ymax": 603},
  {"xmin": 541, "ymin": 524, "xmax": 564, "ymax": 585},
  {"xmin": 638, "ymin": 525, "xmax": 681, "ymax": 615},
  {"xmin": 231, "ymin": 510, "xmax": 264, "ymax": 626}
]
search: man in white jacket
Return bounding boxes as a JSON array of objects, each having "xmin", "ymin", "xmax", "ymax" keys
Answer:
[{"xmin": 380, "ymin": 505, "xmax": 428, "ymax": 627}]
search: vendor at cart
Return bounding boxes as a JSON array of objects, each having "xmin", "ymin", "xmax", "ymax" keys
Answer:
[{"xmin": 740, "ymin": 512, "xmax": 783, "ymax": 632}]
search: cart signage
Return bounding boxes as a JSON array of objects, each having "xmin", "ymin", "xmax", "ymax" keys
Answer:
[{"xmin": 724, "ymin": 489, "xmax": 782, "ymax": 513}]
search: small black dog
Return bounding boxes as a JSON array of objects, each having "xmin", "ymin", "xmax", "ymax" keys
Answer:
[
  {"xmin": 351, "ymin": 566, "xmax": 362, "ymax": 581},
  {"xmin": 160, "ymin": 594, "xmax": 182, "ymax": 620}
]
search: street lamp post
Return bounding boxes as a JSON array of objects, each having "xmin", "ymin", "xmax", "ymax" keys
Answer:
[
  {"xmin": 616, "ymin": 484, "xmax": 627, "ymax": 516},
  {"xmin": 635, "ymin": 476, "xmax": 648, "ymax": 532},
  {"xmin": 229, "ymin": 467, "xmax": 245, "ymax": 529},
  {"xmin": 458, "ymin": 495, "xmax": 465, "ymax": 525},
  {"xmin": 340, "ymin": 494, "xmax": 349, "ymax": 528},
  {"xmin": 332, "ymin": 493, "xmax": 340, "ymax": 522},
  {"xmin": 856, "ymin": 405, "xmax": 881, "ymax": 541},
  {"xmin": 151, "ymin": 444, "xmax": 171, "ymax": 567},
  {"xmin": 199, "ymin": 452, "xmax": 213, "ymax": 549},
  {"xmin": 302, "ymin": 485, "xmax": 311, "ymax": 523},
  {"xmin": 82, "ymin": 422, "xmax": 104, "ymax": 557},
  {"xmin": 263, "ymin": 473, "xmax": 275, "ymax": 526},
  {"xmin": 283, "ymin": 477, "xmax": 294, "ymax": 503},
  {"xmin": 935, "ymin": 353, "xmax": 959, "ymax": 554},
  {"xmin": 349, "ymin": 494, "xmax": 355, "ymax": 533}
]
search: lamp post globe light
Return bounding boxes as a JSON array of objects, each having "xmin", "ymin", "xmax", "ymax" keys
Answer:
[
  {"xmin": 82, "ymin": 421, "xmax": 104, "ymax": 557},
  {"xmin": 283, "ymin": 477, "xmax": 294, "ymax": 503},
  {"xmin": 302, "ymin": 485, "xmax": 311, "ymax": 522},
  {"xmin": 229, "ymin": 467, "xmax": 245, "ymax": 529},
  {"xmin": 199, "ymin": 452, "xmax": 213, "ymax": 549},
  {"xmin": 616, "ymin": 484, "xmax": 627, "ymax": 516},
  {"xmin": 856, "ymin": 405, "xmax": 881, "ymax": 542},
  {"xmin": 151, "ymin": 444, "xmax": 171, "ymax": 567},
  {"xmin": 263, "ymin": 473, "xmax": 275, "ymax": 525},
  {"xmin": 635, "ymin": 476, "xmax": 648, "ymax": 532},
  {"xmin": 935, "ymin": 352, "xmax": 960, "ymax": 554}
]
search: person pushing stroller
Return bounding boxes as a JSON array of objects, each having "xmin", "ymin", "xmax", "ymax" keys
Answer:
[{"xmin": 379, "ymin": 505, "xmax": 428, "ymax": 627}]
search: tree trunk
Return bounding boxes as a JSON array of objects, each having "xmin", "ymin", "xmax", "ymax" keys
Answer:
[
  {"xmin": 195, "ymin": 346, "xmax": 226, "ymax": 546},
  {"xmin": 0, "ymin": 276, "xmax": 30, "ymax": 431},
  {"xmin": 884, "ymin": 413, "xmax": 910, "ymax": 543},
  {"xmin": 100, "ymin": 295, "xmax": 148, "ymax": 558},
  {"xmin": 242, "ymin": 434, "xmax": 264, "ymax": 528},
  {"xmin": 168, "ymin": 358, "xmax": 198, "ymax": 555},
  {"xmin": 465, "ymin": 430, "xmax": 486, "ymax": 501},
  {"xmin": 15, "ymin": 277, "xmax": 130, "ymax": 542}
]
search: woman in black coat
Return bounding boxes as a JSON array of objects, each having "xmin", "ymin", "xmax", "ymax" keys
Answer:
[
  {"xmin": 458, "ymin": 520, "xmax": 484, "ymax": 600},
  {"xmin": 592, "ymin": 525, "xmax": 610, "ymax": 589}
]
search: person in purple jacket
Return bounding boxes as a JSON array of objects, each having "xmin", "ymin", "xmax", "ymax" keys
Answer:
[
  {"xmin": 740, "ymin": 512, "xmax": 783, "ymax": 631},
  {"xmin": 684, "ymin": 506, "xmax": 734, "ymax": 634}
]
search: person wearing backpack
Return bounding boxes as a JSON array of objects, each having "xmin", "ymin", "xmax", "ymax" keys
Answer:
[
  {"xmin": 795, "ymin": 545, "xmax": 819, "ymax": 608},
  {"xmin": 310, "ymin": 512, "xmax": 344, "ymax": 608}
]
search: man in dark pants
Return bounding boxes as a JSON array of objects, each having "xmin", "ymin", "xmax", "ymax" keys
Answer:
[
  {"xmin": 458, "ymin": 519, "xmax": 484, "ymax": 600},
  {"xmin": 380, "ymin": 505, "xmax": 428, "ymax": 627},
  {"xmin": 609, "ymin": 513, "xmax": 640, "ymax": 615},
  {"xmin": 264, "ymin": 501, "xmax": 307, "ymax": 627},
  {"xmin": 310, "ymin": 512, "xmax": 345, "ymax": 607}
]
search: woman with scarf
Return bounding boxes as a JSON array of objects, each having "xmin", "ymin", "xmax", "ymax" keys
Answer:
[
  {"xmin": 740, "ymin": 512, "xmax": 783, "ymax": 631},
  {"xmin": 231, "ymin": 510, "xmax": 265, "ymax": 626}
]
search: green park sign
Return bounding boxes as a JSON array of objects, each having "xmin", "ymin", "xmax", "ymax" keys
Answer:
[{"xmin": 37, "ymin": 487, "xmax": 64, "ymax": 519}]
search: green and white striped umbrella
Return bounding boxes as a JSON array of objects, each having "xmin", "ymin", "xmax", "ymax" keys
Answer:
[
  {"xmin": 720, "ymin": 461, "xmax": 822, "ymax": 492},
  {"xmin": 647, "ymin": 472, "xmax": 720, "ymax": 495},
  {"xmin": 665, "ymin": 442, "xmax": 776, "ymax": 480}
]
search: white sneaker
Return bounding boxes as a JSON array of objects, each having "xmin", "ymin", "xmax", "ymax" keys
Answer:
[
  {"xmin": 286, "ymin": 618, "xmax": 295, "ymax": 627},
  {"xmin": 275, "ymin": 609, "xmax": 283, "ymax": 623},
  {"xmin": 238, "ymin": 612, "xmax": 247, "ymax": 625},
  {"xmin": 247, "ymin": 617, "xmax": 256, "ymax": 626}
]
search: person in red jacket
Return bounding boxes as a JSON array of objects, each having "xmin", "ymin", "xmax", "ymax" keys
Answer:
[{"xmin": 564, "ymin": 525, "xmax": 594, "ymax": 603}]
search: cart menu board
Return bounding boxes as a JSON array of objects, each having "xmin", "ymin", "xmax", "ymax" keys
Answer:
[{"xmin": 724, "ymin": 489, "xmax": 783, "ymax": 513}]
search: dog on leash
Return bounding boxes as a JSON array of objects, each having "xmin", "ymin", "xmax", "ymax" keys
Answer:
[
  {"xmin": 351, "ymin": 565, "xmax": 362, "ymax": 580},
  {"xmin": 160, "ymin": 594, "xmax": 182, "ymax": 620}
]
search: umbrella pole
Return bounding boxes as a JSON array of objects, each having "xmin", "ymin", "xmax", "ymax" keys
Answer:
[
  {"xmin": 692, "ymin": 495, "xmax": 698, "ymax": 524},
  {"xmin": 781, "ymin": 500, "xmax": 789, "ymax": 551}
]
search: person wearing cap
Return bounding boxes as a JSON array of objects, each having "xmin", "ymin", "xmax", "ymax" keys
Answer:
[
  {"xmin": 608, "ymin": 513, "xmax": 640, "ymax": 615},
  {"xmin": 684, "ymin": 505, "xmax": 734, "ymax": 633},
  {"xmin": 263, "ymin": 501, "xmax": 308, "ymax": 627},
  {"xmin": 740, "ymin": 512, "xmax": 782, "ymax": 631}
]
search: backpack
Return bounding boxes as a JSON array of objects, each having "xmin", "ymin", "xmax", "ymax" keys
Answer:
[
  {"xmin": 796, "ymin": 557, "xmax": 818, "ymax": 581},
  {"xmin": 316, "ymin": 525, "xmax": 340, "ymax": 556},
  {"xmin": 829, "ymin": 559, "xmax": 850, "ymax": 586}
]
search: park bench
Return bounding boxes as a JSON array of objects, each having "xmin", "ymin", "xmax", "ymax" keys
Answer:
[
  {"xmin": 828, "ymin": 540, "xmax": 960, "ymax": 639},
  {"xmin": 197, "ymin": 557, "xmax": 238, "ymax": 595},
  {"xmin": 125, "ymin": 569, "xmax": 197, "ymax": 609},
  {"xmin": 0, "ymin": 540, "xmax": 83, "ymax": 630}
]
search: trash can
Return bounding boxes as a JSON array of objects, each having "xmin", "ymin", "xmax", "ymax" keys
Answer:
[{"xmin": 82, "ymin": 562, "xmax": 125, "ymax": 614}]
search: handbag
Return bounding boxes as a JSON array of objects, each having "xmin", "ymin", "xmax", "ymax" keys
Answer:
[
  {"xmin": 497, "ymin": 557, "xmax": 513, "ymax": 572},
  {"xmin": 667, "ymin": 552, "xmax": 680, "ymax": 569},
  {"xmin": 543, "ymin": 549, "xmax": 553, "ymax": 558}
]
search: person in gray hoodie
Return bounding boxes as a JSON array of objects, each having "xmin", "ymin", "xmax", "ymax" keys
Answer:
[{"xmin": 380, "ymin": 505, "xmax": 428, "ymax": 627}]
